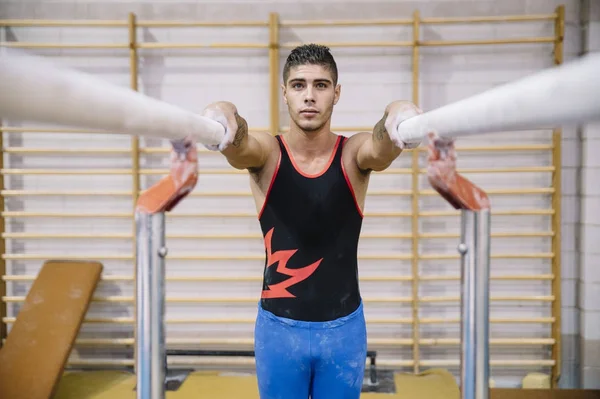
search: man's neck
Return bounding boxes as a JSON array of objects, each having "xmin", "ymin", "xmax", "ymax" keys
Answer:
[{"xmin": 285, "ymin": 123, "xmax": 336, "ymax": 158}]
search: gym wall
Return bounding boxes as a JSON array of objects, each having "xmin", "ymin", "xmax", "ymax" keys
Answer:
[{"xmin": 1, "ymin": 0, "xmax": 598, "ymax": 389}]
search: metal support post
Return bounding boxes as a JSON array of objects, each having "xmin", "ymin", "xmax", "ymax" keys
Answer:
[
  {"xmin": 136, "ymin": 211, "xmax": 167, "ymax": 399},
  {"xmin": 458, "ymin": 209, "xmax": 491, "ymax": 399}
]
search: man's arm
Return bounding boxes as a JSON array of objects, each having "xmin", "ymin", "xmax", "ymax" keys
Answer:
[
  {"xmin": 355, "ymin": 100, "xmax": 422, "ymax": 172},
  {"xmin": 202, "ymin": 101, "xmax": 274, "ymax": 171}
]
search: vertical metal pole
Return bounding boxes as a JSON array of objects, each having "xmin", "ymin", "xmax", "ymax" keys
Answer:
[
  {"xmin": 136, "ymin": 211, "xmax": 167, "ymax": 399},
  {"xmin": 459, "ymin": 209, "xmax": 491, "ymax": 399}
]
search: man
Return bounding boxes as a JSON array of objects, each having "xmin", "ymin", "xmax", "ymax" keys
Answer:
[{"xmin": 201, "ymin": 44, "xmax": 422, "ymax": 399}]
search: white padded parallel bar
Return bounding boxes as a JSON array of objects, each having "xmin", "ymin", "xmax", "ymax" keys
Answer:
[
  {"xmin": 0, "ymin": 49, "xmax": 225, "ymax": 145},
  {"xmin": 2, "ymin": 49, "xmax": 599, "ymax": 146},
  {"xmin": 397, "ymin": 53, "xmax": 600, "ymax": 141}
]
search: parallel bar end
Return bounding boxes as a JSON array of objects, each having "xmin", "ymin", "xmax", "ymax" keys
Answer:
[{"xmin": 426, "ymin": 133, "xmax": 491, "ymax": 211}]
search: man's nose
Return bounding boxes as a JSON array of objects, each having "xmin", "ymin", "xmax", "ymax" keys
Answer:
[{"xmin": 304, "ymin": 86, "xmax": 315, "ymax": 103}]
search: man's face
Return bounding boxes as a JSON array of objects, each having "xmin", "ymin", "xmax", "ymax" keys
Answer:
[{"xmin": 282, "ymin": 64, "xmax": 340, "ymax": 133}]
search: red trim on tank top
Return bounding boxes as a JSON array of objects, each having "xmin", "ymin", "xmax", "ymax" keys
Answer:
[
  {"xmin": 340, "ymin": 137, "xmax": 364, "ymax": 218},
  {"xmin": 258, "ymin": 150, "xmax": 282, "ymax": 220},
  {"xmin": 279, "ymin": 135, "xmax": 341, "ymax": 179}
]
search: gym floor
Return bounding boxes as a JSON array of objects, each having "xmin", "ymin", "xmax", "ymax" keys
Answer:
[{"xmin": 53, "ymin": 368, "xmax": 460, "ymax": 399}]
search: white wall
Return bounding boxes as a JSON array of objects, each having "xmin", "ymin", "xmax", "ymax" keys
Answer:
[
  {"xmin": 0, "ymin": 0, "xmax": 590, "ymax": 390},
  {"xmin": 580, "ymin": 127, "xmax": 600, "ymax": 389},
  {"xmin": 578, "ymin": 0, "xmax": 600, "ymax": 389}
]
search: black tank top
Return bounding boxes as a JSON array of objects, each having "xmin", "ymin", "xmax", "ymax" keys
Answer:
[{"xmin": 258, "ymin": 134, "xmax": 363, "ymax": 322}]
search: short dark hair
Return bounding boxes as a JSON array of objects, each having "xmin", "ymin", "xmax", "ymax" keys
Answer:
[{"xmin": 283, "ymin": 44, "xmax": 338, "ymax": 85}]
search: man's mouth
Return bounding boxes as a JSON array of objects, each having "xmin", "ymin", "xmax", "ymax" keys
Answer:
[{"xmin": 300, "ymin": 109, "xmax": 318, "ymax": 115}]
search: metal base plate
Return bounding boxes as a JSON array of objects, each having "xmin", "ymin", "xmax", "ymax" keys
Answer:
[
  {"xmin": 165, "ymin": 369, "xmax": 193, "ymax": 391},
  {"xmin": 133, "ymin": 369, "xmax": 193, "ymax": 392},
  {"xmin": 361, "ymin": 370, "xmax": 397, "ymax": 393}
]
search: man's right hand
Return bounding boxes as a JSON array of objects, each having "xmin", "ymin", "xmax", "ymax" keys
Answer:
[
  {"xmin": 201, "ymin": 101, "xmax": 241, "ymax": 152},
  {"xmin": 200, "ymin": 101, "xmax": 272, "ymax": 171}
]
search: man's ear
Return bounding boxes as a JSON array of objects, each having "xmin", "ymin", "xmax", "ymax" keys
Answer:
[
  {"xmin": 281, "ymin": 83, "xmax": 288, "ymax": 105},
  {"xmin": 333, "ymin": 83, "xmax": 341, "ymax": 105}
]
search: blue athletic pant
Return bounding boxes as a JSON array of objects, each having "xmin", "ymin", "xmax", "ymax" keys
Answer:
[{"xmin": 253, "ymin": 302, "xmax": 367, "ymax": 399}]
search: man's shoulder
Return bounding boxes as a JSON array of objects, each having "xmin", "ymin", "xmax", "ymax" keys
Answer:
[
  {"xmin": 250, "ymin": 130, "xmax": 281, "ymax": 159},
  {"xmin": 343, "ymin": 131, "xmax": 371, "ymax": 144},
  {"xmin": 340, "ymin": 132, "xmax": 373, "ymax": 176},
  {"xmin": 341, "ymin": 131, "xmax": 371, "ymax": 154},
  {"xmin": 250, "ymin": 130, "xmax": 279, "ymax": 146},
  {"xmin": 245, "ymin": 130, "xmax": 280, "ymax": 176}
]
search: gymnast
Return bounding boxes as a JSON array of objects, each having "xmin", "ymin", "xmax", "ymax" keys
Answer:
[{"xmin": 199, "ymin": 44, "xmax": 422, "ymax": 399}]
